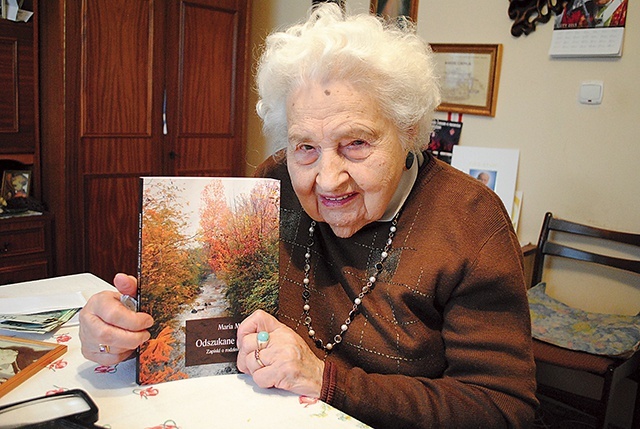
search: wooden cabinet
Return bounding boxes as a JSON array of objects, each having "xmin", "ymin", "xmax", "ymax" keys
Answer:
[
  {"xmin": 0, "ymin": 0, "xmax": 42, "ymax": 199},
  {"xmin": 0, "ymin": 1, "xmax": 37, "ymax": 154},
  {"xmin": 40, "ymin": 0, "xmax": 251, "ymax": 282},
  {"xmin": 0, "ymin": 1, "xmax": 52, "ymax": 285},
  {"xmin": 0, "ymin": 213, "xmax": 54, "ymax": 285}
]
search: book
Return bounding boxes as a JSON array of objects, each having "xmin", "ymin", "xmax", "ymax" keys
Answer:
[
  {"xmin": 427, "ymin": 119, "xmax": 463, "ymax": 164},
  {"xmin": 136, "ymin": 177, "xmax": 280, "ymax": 385},
  {"xmin": 0, "ymin": 335, "xmax": 67, "ymax": 398}
]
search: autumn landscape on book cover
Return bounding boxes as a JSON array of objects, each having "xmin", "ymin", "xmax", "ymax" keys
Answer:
[{"xmin": 136, "ymin": 177, "xmax": 280, "ymax": 385}]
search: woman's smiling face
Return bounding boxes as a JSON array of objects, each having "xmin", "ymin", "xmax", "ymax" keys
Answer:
[{"xmin": 286, "ymin": 80, "xmax": 407, "ymax": 238}]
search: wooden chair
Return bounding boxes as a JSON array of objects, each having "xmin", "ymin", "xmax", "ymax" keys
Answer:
[{"xmin": 530, "ymin": 212, "xmax": 640, "ymax": 429}]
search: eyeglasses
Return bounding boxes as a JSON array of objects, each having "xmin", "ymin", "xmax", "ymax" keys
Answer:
[{"xmin": 0, "ymin": 389, "xmax": 101, "ymax": 428}]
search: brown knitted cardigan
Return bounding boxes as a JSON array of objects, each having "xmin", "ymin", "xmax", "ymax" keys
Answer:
[{"xmin": 256, "ymin": 151, "xmax": 538, "ymax": 428}]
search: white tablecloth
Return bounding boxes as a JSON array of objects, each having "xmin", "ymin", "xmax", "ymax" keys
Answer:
[{"xmin": 0, "ymin": 274, "xmax": 369, "ymax": 428}]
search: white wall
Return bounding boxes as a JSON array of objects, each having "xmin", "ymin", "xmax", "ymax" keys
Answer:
[
  {"xmin": 417, "ymin": 0, "xmax": 640, "ymax": 241},
  {"xmin": 247, "ymin": 0, "xmax": 640, "ymax": 314}
]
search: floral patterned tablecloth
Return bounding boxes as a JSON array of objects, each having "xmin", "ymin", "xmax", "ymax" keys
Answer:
[{"xmin": 0, "ymin": 274, "xmax": 370, "ymax": 429}]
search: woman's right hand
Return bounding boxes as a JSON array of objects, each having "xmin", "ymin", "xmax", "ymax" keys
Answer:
[{"xmin": 79, "ymin": 273, "xmax": 154, "ymax": 365}]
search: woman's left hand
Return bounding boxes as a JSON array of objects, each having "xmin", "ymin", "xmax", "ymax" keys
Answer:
[{"xmin": 237, "ymin": 310, "xmax": 325, "ymax": 398}]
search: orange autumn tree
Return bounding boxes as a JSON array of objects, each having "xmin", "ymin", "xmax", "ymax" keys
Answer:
[
  {"xmin": 138, "ymin": 325, "xmax": 187, "ymax": 384},
  {"xmin": 198, "ymin": 179, "xmax": 232, "ymax": 274},
  {"xmin": 138, "ymin": 180, "xmax": 206, "ymax": 382},
  {"xmin": 200, "ymin": 180, "xmax": 280, "ymax": 317},
  {"xmin": 139, "ymin": 180, "xmax": 203, "ymax": 336}
]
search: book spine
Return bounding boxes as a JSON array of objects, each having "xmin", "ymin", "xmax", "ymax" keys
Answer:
[{"xmin": 135, "ymin": 177, "xmax": 144, "ymax": 385}]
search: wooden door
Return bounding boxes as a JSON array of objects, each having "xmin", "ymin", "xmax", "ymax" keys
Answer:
[
  {"xmin": 73, "ymin": 0, "xmax": 166, "ymax": 281},
  {"xmin": 63, "ymin": 0, "xmax": 251, "ymax": 282},
  {"xmin": 164, "ymin": 0, "xmax": 250, "ymax": 177}
]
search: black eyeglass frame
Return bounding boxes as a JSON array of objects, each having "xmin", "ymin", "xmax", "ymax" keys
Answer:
[{"xmin": 0, "ymin": 389, "xmax": 100, "ymax": 429}]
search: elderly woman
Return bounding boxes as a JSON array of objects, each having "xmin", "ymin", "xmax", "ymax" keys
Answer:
[{"xmin": 79, "ymin": 4, "xmax": 537, "ymax": 428}]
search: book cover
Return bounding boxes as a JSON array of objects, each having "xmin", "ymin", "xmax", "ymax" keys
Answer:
[
  {"xmin": 136, "ymin": 177, "xmax": 280, "ymax": 385},
  {"xmin": 427, "ymin": 119, "xmax": 463, "ymax": 164}
]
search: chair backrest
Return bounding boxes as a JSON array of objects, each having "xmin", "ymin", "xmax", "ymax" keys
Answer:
[{"xmin": 531, "ymin": 212, "xmax": 640, "ymax": 287}]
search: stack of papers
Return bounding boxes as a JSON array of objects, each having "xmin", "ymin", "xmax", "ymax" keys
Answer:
[
  {"xmin": 0, "ymin": 291, "xmax": 86, "ymax": 334},
  {"xmin": 0, "ymin": 308, "xmax": 81, "ymax": 334}
]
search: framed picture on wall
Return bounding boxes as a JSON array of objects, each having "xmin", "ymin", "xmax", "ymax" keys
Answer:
[
  {"xmin": 371, "ymin": 0, "xmax": 419, "ymax": 23},
  {"xmin": 1, "ymin": 170, "xmax": 32, "ymax": 201},
  {"xmin": 430, "ymin": 44, "xmax": 503, "ymax": 117},
  {"xmin": 312, "ymin": 0, "xmax": 345, "ymax": 9}
]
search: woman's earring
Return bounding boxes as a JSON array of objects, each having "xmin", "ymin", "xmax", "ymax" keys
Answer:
[{"xmin": 405, "ymin": 152, "xmax": 415, "ymax": 170}]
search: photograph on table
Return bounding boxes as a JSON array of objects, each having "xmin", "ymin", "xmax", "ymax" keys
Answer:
[{"xmin": 0, "ymin": 335, "xmax": 67, "ymax": 398}]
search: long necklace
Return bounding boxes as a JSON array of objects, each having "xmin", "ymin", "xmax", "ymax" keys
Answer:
[{"xmin": 301, "ymin": 212, "xmax": 400, "ymax": 351}]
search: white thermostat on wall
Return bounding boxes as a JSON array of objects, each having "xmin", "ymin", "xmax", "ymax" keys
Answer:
[{"xmin": 579, "ymin": 81, "xmax": 603, "ymax": 105}]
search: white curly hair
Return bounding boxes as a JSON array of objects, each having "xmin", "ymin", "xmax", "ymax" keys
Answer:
[{"xmin": 255, "ymin": 2, "xmax": 441, "ymax": 154}]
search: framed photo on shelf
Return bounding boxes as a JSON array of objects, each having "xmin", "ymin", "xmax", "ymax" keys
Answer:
[
  {"xmin": 430, "ymin": 44, "xmax": 503, "ymax": 117},
  {"xmin": 0, "ymin": 335, "xmax": 67, "ymax": 398},
  {"xmin": 451, "ymin": 146, "xmax": 519, "ymax": 219},
  {"xmin": 1, "ymin": 170, "xmax": 31, "ymax": 201},
  {"xmin": 370, "ymin": 0, "xmax": 419, "ymax": 23}
]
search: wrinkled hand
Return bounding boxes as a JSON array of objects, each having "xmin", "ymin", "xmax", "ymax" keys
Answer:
[
  {"xmin": 79, "ymin": 273, "xmax": 154, "ymax": 366},
  {"xmin": 237, "ymin": 310, "xmax": 325, "ymax": 398}
]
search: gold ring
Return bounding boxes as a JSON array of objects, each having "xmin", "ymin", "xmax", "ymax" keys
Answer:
[
  {"xmin": 98, "ymin": 344, "xmax": 111, "ymax": 353},
  {"xmin": 255, "ymin": 349, "xmax": 265, "ymax": 368}
]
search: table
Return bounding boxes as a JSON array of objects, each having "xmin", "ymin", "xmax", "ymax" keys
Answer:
[{"xmin": 0, "ymin": 274, "xmax": 369, "ymax": 428}]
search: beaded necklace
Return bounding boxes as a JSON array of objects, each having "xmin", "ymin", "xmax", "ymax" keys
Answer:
[{"xmin": 301, "ymin": 212, "xmax": 400, "ymax": 351}]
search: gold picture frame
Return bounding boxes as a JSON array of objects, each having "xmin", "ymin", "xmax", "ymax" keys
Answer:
[
  {"xmin": 430, "ymin": 44, "xmax": 503, "ymax": 117},
  {"xmin": 370, "ymin": 0, "xmax": 419, "ymax": 23},
  {"xmin": 0, "ymin": 335, "xmax": 67, "ymax": 398}
]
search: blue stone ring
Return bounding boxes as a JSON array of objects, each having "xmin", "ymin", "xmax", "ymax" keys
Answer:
[{"xmin": 257, "ymin": 331, "xmax": 270, "ymax": 350}]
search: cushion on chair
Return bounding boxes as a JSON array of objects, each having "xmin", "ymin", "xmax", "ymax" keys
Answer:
[
  {"xmin": 532, "ymin": 338, "xmax": 617, "ymax": 374},
  {"xmin": 528, "ymin": 283, "xmax": 640, "ymax": 359}
]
